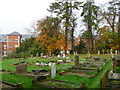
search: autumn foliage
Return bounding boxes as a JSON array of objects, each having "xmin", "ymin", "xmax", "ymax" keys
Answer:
[{"xmin": 36, "ymin": 17, "xmax": 65, "ymax": 54}]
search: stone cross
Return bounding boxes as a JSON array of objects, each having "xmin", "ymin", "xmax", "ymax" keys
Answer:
[{"xmin": 51, "ymin": 63, "xmax": 56, "ymax": 78}]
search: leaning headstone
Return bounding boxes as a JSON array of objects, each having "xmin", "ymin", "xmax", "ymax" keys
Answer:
[
  {"xmin": 16, "ymin": 64, "xmax": 27, "ymax": 74},
  {"xmin": 51, "ymin": 63, "xmax": 56, "ymax": 78},
  {"xmin": 75, "ymin": 56, "xmax": 79, "ymax": 66}
]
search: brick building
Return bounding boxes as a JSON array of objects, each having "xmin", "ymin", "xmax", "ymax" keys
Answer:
[{"xmin": 0, "ymin": 31, "xmax": 37, "ymax": 56}]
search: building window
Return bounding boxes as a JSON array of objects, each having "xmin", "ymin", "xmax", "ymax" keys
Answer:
[
  {"xmin": 9, "ymin": 39, "xmax": 12, "ymax": 42},
  {"xmin": 4, "ymin": 45, "xmax": 7, "ymax": 47},
  {"xmin": 4, "ymin": 51, "xmax": 7, "ymax": 56},
  {"xmin": 4, "ymin": 38, "xmax": 7, "ymax": 42},
  {"xmin": 9, "ymin": 50, "xmax": 12, "ymax": 53},
  {"xmin": 14, "ymin": 39, "xmax": 18, "ymax": 42},
  {"xmin": 14, "ymin": 45, "xmax": 18, "ymax": 47},
  {"xmin": 9, "ymin": 45, "xmax": 12, "ymax": 48},
  {"xmin": 4, "ymin": 47, "xmax": 7, "ymax": 50},
  {"xmin": 21, "ymin": 38, "xmax": 25, "ymax": 42}
]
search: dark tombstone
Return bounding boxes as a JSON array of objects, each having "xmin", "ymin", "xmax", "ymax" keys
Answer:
[
  {"xmin": 94, "ymin": 57, "xmax": 100, "ymax": 61},
  {"xmin": 36, "ymin": 76, "xmax": 47, "ymax": 81},
  {"xmin": 63, "ymin": 59, "xmax": 66, "ymax": 63},
  {"xmin": 70, "ymin": 58, "xmax": 74, "ymax": 62},
  {"xmin": 16, "ymin": 64, "xmax": 27, "ymax": 74},
  {"xmin": 75, "ymin": 56, "xmax": 79, "ymax": 66}
]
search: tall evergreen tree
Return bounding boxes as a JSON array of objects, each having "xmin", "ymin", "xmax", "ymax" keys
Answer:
[{"xmin": 81, "ymin": 1, "xmax": 99, "ymax": 53}]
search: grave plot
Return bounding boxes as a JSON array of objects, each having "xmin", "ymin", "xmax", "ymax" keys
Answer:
[
  {"xmin": 32, "ymin": 76, "xmax": 86, "ymax": 88},
  {"xmin": 100, "ymin": 70, "xmax": 120, "ymax": 89},
  {"xmin": 59, "ymin": 56, "xmax": 106, "ymax": 78},
  {"xmin": 0, "ymin": 80, "xmax": 22, "ymax": 89},
  {"xmin": 15, "ymin": 64, "xmax": 51, "ymax": 78}
]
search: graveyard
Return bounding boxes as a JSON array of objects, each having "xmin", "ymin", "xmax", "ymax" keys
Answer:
[{"xmin": 1, "ymin": 54, "xmax": 120, "ymax": 89}]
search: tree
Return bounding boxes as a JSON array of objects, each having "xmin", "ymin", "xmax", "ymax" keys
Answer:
[
  {"xmin": 36, "ymin": 16, "xmax": 65, "ymax": 55},
  {"xmin": 100, "ymin": 2, "xmax": 118, "ymax": 32},
  {"xmin": 81, "ymin": 2, "xmax": 99, "ymax": 53},
  {"xmin": 48, "ymin": 0, "xmax": 82, "ymax": 54},
  {"xmin": 96, "ymin": 25, "xmax": 119, "ymax": 52},
  {"xmin": 15, "ymin": 37, "xmax": 44, "ymax": 57}
]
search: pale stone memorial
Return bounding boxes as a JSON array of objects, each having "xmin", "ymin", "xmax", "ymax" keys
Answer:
[{"xmin": 51, "ymin": 63, "xmax": 56, "ymax": 78}]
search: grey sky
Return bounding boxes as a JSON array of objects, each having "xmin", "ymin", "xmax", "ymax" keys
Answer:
[{"xmin": 0, "ymin": 0, "xmax": 110, "ymax": 34}]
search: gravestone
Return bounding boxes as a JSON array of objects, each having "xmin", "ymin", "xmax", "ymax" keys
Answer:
[
  {"xmin": 63, "ymin": 59, "xmax": 66, "ymax": 63},
  {"xmin": 115, "ymin": 50, "xmax": 117, "ymax": 55},
  {"xmin": 57, "ymin": 54, "xmax": 61, "ymax": 58},
  {"xmin": 67, "ymin": 51, "xmax": 70, "ymax": 55},
  {"xmin": 41, "ymin": 53, "xmax": 43, "ymax": 57},
  {"xmin": 102, "ymin": 50, "xmax": 104, "ymax": 54},
  {"xmin": 51, "ymin": 63, "xmax": 56, "ymax": 78},
  {"xmin": 98, "ymin": 50, "xmax": 100, "ymax": 55},
  {"xmin": 63, "ymin": 54, "xmax": 66, "ymax": 58},
  {"xmin": 110, "ymin": 49, "xmax": 113, "ymax": 54},
  {"xmin": 36, "ymin": 52, "xmax": 39, "ymax": 57},
  {"xmin": 31, "ymin": 54, "xmax": 33, "ymax": 58},
  {"xmin": 75, "ymin": 56, "xmax": 79, "ymax": 66},
  {"xmin": 16, "ymin": 64, "xmax": 27, "ymax": 74}
]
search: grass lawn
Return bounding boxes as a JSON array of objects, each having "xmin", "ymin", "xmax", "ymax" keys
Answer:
[{"xmin": 1, "ymin": 54, "xmax": 113, "ymax": 88}]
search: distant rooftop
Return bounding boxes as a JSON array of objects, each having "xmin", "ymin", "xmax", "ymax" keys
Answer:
[{"xmin": 8, "ymin": 31, "xmax": 21, "ymax": 36}]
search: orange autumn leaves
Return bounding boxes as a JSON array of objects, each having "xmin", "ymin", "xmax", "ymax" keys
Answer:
[{"xmin": 36, "ymin": 17, "xmax": 65, "ymax": 53}]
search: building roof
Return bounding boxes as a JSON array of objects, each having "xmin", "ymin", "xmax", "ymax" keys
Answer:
[{"xmin": 8, "ymin": 31, "xmax": 21, "ymax": 36}]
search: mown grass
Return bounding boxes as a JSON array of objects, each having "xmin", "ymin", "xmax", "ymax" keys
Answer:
[
  {"xmin": 1, "ymin": 73, "xmax": 36, "ymax": 88},
  {"xmin": 1, "ymin": 54, "xmax": 113, "ymax": 88}
]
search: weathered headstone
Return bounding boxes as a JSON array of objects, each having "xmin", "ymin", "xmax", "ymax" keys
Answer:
[
  {"xmin": 63, "ymin": 54, "xmax": 66, "ymax": 58},
  {"xmin": 31, "ymin": 54, "xmax": 33, "ymax": 58},
  {"xmin": 36, "ymin": 52, "xmax": 39, "ymax": 57},
  {"xmin": 41, "ymin": 53, "xmax": 43, "ymax": 57},
  {"xmin": 67, "ymin": 51, "xmax": 70, "ymax": 55},
  {"xmin": 63, "ymin": 59, "xmax": 66, "ymax": 63},
  {"xmin": 57, "ymin": 54, "xmax": 61, "ymax": 58},
  {"xmin": 102, "ymin": 50, "xmax": 104, "ymax": 54},
  {"xmin": 98, "ymin": 50, "xmax": 100, "ymax": 55},
  {"xmin": 75, "ymin": 56, "xmax": 79, "ymax": 66},
  {"xmin": 16, "ymin": 64, "xmax": 27, "ymax": 74},
  {"xmin": 51, "ymin": 63, "xmax": 56, "ymax": 78},
  {"xmin": 110, "ymin": 49, "xmax": 113, "ymax": 54},
  {"xmin": 115, "ymin": 50, "xmax": 117, "ymax": 55}
]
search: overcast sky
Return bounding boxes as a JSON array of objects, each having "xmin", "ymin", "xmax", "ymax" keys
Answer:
[{"xmin": 0, "ymin": 0, "xmax": 110, "ymax": 34}]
